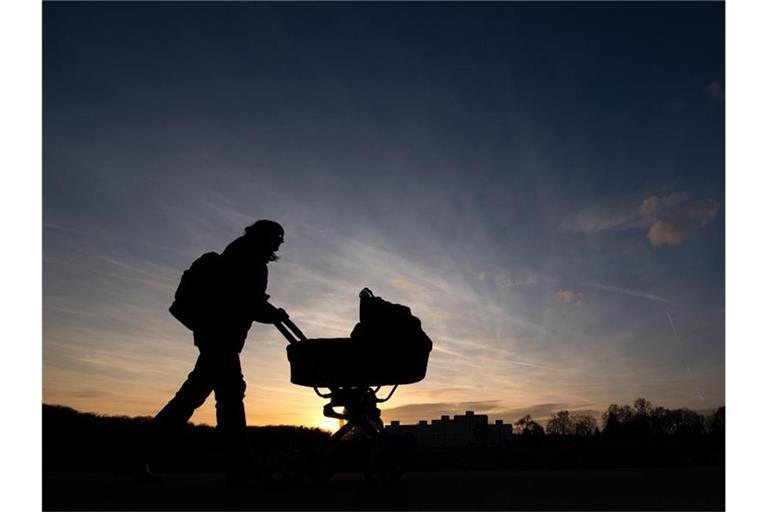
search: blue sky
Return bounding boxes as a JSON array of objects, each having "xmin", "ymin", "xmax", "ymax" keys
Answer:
[{"xmin": 43, "ymin": 1, "xmax": 724, "ymax": 428}]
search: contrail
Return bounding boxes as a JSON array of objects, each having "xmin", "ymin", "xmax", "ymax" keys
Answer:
[
  {"xmin": 666, "ymin": 311, "xmax": 705, "ymax": 402},
  {"xmin": 581, "ymin": 281, "xmax": 671, "ymax": 303}
]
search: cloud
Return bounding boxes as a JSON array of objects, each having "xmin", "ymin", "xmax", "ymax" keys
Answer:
[
  {"xmin": 478, "ymin": 269, "xmax": 558, "ymax": 289},
  {"xmin": 640, "ymin": 196, "xmax": 659, "ymax": 222},
  {"xmin": 647, "ymin": 220, "xmax": 685, "ymax": 246},
  {"xmin": 641, "ymin": 192, "xmax": 693, "ymax": 224},
  {"xmin": 65, "ymin": 389, "xmax": 108, "ymax": 399},
  {"xmin": 684, "ymin": 199, "xmax": 720, "ymax": 226},
  {"xmin": 643, "ymin": 194, "xmax": 718, "ymax": 247},
  {"xmin": 497, "ymin": 403, "xmax": 572, "ymax": 423},
  {"xmin": 389, "ymin": 275, "xmax": 432, "ymax": 295},
  {"xmin": 559, "ymin": 205, "xmax": 641, "ymax": 234},
  {"xmin": 556, "ymin": 289, "xmax": 583, "ymax": 305},
  {"xmin": 562, "ymin": 191, "xmax": 719, "ymax": 248},
  {"xmin": 663, "ymin": 192, "xmax": 694, "ymax": 207}
]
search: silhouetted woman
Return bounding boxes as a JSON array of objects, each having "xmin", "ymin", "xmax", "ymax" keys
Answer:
[{"xmin": 126, "ymin": 219, "xmax": 288, "ymax": 484}]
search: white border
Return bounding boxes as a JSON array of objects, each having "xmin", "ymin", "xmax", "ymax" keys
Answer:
[
  {"xmin": 727, "ymin": 0, "xmax": 768, "ymax": 510},
  {"xmin": 0, "ymin": 1, "xmax": 42, "ymax": 511}
]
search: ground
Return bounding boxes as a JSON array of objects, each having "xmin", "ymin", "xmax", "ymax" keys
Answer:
[{"xmin": 44, "ymin": 466, "xmax": 724, "ymax": 511}]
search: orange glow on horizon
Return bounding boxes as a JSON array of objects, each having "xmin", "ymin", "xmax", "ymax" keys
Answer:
[{"xmin": 317, "ymin": 418, "xmax": 342, "ymax": 433}]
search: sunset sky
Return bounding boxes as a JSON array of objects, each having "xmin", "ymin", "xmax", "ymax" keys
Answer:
[{"xmin": 43, "ymin": 2, "xmax": 724, "ymax": 430}]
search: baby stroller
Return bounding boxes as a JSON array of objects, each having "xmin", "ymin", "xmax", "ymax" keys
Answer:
[{"xmin": 275, "ymin": 288, "xmax": 432, "ymax": 482}]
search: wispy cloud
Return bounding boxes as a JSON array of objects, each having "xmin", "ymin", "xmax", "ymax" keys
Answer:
[
  {"xmin": 559, "ymin": 204, "xmax": 642, "ymax": 234},
  {"xmin": 561, "ymin": 191, "xmax": 719, "ymax": 247},
  {"xmin": 478, "ymin": 269, "xmax": 559, "ymax": 289},
  {"xmin": 640, "ymin": 192, "xmax": 692, "ymax": 223},
  {"xmin": 684, "ymin": 199, "xmax": 720, "ymax": 226}
]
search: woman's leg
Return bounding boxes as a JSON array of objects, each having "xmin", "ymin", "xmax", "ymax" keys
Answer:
[{"xmin": 210, "ymin": 350, "xmax": 252, "ymax": 477}]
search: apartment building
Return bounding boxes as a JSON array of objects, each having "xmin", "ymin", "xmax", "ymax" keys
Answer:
[{"xmin": 385, "ymin": 411, "xmax": 514, "ymax": 447}]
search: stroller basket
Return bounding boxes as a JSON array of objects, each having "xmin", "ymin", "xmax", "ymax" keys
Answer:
[
  {"xmin": 287, "ymin": 336, "xmax": 431, "ymax": 387},
  {"xmin": 277, "ymin": 316, "xmax": 432, "ymax": 388}
]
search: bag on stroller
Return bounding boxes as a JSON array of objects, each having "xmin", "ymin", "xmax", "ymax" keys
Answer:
[{"xmin": 350, "ymin": 288, "xmax": 424, "ymax": 344}]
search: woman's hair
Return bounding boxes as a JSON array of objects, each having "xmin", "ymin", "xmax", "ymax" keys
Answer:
[{"xmin": 244, "ymin": 219, "xmax": 284, "ymax": 262}]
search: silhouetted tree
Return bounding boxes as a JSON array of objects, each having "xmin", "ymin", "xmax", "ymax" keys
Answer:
[
  {"xmin": 628, "ymin": 398, "xmax": 653, "ymax": 437},
  {"xmin": 546, "ymin": 410, "xmax": 571, "ymax": 435},
  {"xmin": 545, "ymin": 411, "xmax": 598, "ymax": 436},
  {"xmin": 707, "ymin": 406, "xmax": 725, "ymax": 437},
  {"xmin": 570, "ymin": 414, "xmax": 598, "ymax": 436},
  {"xmin": 668, "ymin": 408, "xmax": 705, "ymax": 438},
  {"xmin": 649, "ymin": 406, "xmax": 674, "ymax": 436},
  {"xmin": 602, "ymin": 403, "xmax": 633, "ymax": 425},
  {"xmin": 601, "ymin": 412, "xmax": 621, "ymax": 437},
  {"xmin": 513, "ymin": 415, "xmax": 545, "ymax": 436},
  {"xmin": 633, "ymin": 398, "xmax": 653, "ymax": 415},
  {"xmin": 600, "ymin": 399, "xmax": 711, "ymax": 440},
  {"xmin": 602, "ymin": 399, "xmax": 651, "ymax": 438}
]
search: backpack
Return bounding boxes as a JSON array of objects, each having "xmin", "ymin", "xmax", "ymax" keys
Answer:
[{"xmin": 168, "ymin": 252, "xmax": 221, "ymax": 331}]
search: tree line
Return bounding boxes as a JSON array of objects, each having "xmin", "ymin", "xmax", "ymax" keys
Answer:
[{"xmin": 512, "ymin": 398, "xmax": 725, "ymax": 439}]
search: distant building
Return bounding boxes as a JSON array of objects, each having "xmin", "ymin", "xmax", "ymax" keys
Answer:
[{"xmin": 385, "ymin": 411, "xmax": 514, "ymax": 447}]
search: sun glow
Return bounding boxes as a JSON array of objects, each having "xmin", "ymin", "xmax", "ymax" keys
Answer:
[{"xmin": 317, "ymin": 418, "xmax": 342, "ymax": 433}]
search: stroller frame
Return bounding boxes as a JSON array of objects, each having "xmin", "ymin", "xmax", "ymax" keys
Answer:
[
  {"xmin": 276, "ymin": 319, "xmax": 399, "ymax": 442},
  {"xmin": 276, "ymin": 318, "xmax": 411, "ymax": 483}
]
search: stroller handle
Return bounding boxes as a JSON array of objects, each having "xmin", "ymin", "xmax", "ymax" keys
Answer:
[{"xmin": 275, "ymin": 318, "xmax": 307, "ymax": 344}]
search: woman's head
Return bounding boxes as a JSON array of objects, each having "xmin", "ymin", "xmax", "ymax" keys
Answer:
[{"xmin": 244, "ymin": 219, "xmax": 284, "ymax": 262}]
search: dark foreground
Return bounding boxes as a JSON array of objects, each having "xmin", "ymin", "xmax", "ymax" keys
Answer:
[{"xmin": 44, "ymin": 466, "xmax": 724, "ymax": 511}]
